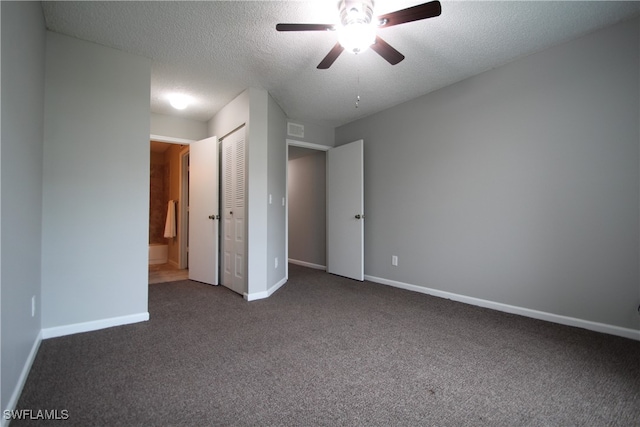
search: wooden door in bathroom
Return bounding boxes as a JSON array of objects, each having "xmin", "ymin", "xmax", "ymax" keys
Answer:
[{"xmin": 188, "ymin": 135, "xmax": 220, "ymax": 285}]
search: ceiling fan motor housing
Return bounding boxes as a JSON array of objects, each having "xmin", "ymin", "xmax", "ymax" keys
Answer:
[{"xmin": 338, "ymin": 0, "xmax": 375, "ymax": 26}]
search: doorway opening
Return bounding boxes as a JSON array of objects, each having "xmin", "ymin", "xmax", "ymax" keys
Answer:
[
  {"xmin": 148, "ymin": 139, "xmax": 190, "ymax": 284},
  {"xmin": 286, "ymin": 141, "xmax": 330, "ymax": 280},
  {"xmin": 286, "ymin": 139, "xmax": 365, "ymax": 282}
]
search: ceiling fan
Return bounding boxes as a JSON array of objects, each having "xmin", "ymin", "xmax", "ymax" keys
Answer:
[{"xmin": 276, "ymin": 0, "xmax": 441, "ymax": 69}]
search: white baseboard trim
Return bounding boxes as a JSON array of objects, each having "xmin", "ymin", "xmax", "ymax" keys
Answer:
[
  {"xmin": 244, "ymin": 291, "xmax": 266, "ymax": 301},
  {"xmin": 244, "ymin": 276, "xmax": 288, "ymax": 301},
  {"xmin": 268, "ymin": 276, "xmax": 288, "ymax": 297},
  {"xmin": 364, "ymin": 275, "xmax": 640, "ymax": 341},
  {"xmin": 288, "ymin": 258, "xmax": 326, "ymax": 270},
  {"xmin": 41, "ymin": 312, "xmax": 150, "ymax": 339},
  {"xmin": 2, "ymin": 330, "xmax": 43, "ymax": 427}
]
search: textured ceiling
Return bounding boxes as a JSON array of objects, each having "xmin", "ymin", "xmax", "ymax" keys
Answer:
[{"xmin": 41, "ymin": 1, "xmax": 640, "ymax": 128}]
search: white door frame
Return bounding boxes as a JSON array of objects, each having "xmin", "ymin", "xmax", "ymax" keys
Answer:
[
  {"xmin": 178, "ymin": 146, "xmax": 189, "ymax": 269},
  {"xmin": 285, "ymin": 139, "xmax": 331, "ymax": 281}
]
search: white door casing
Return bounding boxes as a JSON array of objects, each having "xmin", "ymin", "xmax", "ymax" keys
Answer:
[
  {"xmin": 188, "ymin": 136, "xmax": 219, "ymax": 285},
  {"xmin": 221, "ymin": 127, "xmax": 247, "ymax": 295},
  {"xmin": 178, "ymin": 147, "xmax": 189, "ymax": 269},
  {"xmin": 327, "ymin": 139, "xmax": 364, "ymax": 281}
]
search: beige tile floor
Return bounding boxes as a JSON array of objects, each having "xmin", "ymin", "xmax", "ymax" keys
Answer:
[{"xmin": 148, "ymin": 263, "xmax": 189, "ymax": 284}]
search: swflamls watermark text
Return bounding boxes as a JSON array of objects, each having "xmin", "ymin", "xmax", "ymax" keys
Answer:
[{"xmin": 3, "ymin": 409, "xmax": 69, "ymax": 420}]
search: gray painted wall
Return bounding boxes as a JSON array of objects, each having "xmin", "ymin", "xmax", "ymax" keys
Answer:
[
  {"xmin": 336, "ymin": 18, "xmax": 640, "ymax": 331},
  {"xmin": 286, "ymin": 119, "xmax": 335, "ymax": 147},
  {"xmin": 41, "ymin": 32, "xmax": 151, "ymax": 328},
  {"xmin": 246, "ymin": 89, "xmax": 269, "ymax": 295},
  {"xmin": 150, "ymin": 113, "xmax": 208, "ymax": 141},
  {"xmin": 267, "ymin": 95, "xmax": 287, "ymax": 287},
  {"xmin": 288, "ymin": 151, "xmax": 326, "ymax": 267},
  {"xmin": 208, "ymin": 90, "xmax": 249, "ymax": 141},
  {"xmin": 1, "ymin": 1, "xmax": 45, "ymax": 413}
]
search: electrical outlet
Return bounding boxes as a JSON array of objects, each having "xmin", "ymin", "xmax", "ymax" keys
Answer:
[
  {"xmin": 275, "ymin": 257, "xmax": 279, "ymax": 269},
  {"xmin": 31, "ymin": 296, "xmax": 36, "ymax": 317},
  {"xmin": 392, "ymin": 255, "xmax": 398, "ymax": 266},
  {"xmin": 282, "ymin": 197, "xmax": 285, "ymax": 206},
  {"xmin": 269, "ymin": 194, "xmax": 272, "ymax": 204}
]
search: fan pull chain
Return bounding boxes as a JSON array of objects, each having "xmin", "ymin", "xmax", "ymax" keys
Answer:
[{"xmin": 355, "ymin": 60, "xmax": 361, "ymax": 109}]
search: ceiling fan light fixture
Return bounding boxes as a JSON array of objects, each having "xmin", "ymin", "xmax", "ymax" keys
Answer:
[
  {"xmin": 276, "ymin": 0, "xmax": 441, "ymax": 69},
  {"xmin": 336, "ymin": 0, "xmax": 376, "ymax": 54},
  {"xmin": 337, "ymin": 22, "xmax": 376, "ymax": 54}
]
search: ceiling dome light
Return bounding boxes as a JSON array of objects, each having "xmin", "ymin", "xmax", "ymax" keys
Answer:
[
  {"xmin": 337, "ymin": 0, "xmax": 376, "ymax": 54},
  {"xmin": 168, "ymin": 93, "xmax": 192, "ymax": 110}
]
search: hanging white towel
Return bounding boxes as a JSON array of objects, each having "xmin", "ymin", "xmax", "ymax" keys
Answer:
[{"xmin": 163, "ymin": 200, "xmax": 177, "ymax": 238}]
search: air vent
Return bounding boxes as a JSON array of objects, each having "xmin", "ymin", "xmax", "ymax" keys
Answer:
[{"xmin": 287, "ymin": 122, "xmax": 305, "ymax": 138}]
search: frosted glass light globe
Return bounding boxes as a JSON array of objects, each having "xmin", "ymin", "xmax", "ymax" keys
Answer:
[
  {"xmin": 169, "ymin": 94, "xmax": 191, "ymax": 110},
  {"xmin": 338, "ymin": 22, "xmax": 376, "ymax": 54}
]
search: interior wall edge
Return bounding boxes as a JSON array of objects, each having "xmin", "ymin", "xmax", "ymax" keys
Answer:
[{"xmin": 1, "ymin": 331, "xmax": 42, "ymax": 424}]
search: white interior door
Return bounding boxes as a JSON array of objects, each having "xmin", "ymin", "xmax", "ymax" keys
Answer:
[
  {"xmin": 327, "ymin": 139, "xmax": 364, "ymax": 281},
  {"xmin": 221, "ymin": 127, "xmax": 247, "ymax": 295},
  {"xmin": 188, "ymin": 136, "xmax": 219, "ymax": 285}
]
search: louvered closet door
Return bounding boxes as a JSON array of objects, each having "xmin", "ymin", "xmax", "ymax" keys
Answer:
[{"xmin": 221, "ymin": 126, "xmax": 247, "ymax": 295}]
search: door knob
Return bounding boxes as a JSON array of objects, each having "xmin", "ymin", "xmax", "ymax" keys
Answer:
[
  {"xmin": 208, "ymin": 214, "xmax": 219, "ymax": 220},
  {"xmin": 355, "ymin": 214, "xmax": 364, "ymax": 219}
]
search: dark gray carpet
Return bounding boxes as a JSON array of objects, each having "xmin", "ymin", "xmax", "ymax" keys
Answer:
[{"xmin": 14, "ymin": 264, "xmax": 640, "ymax": 426}]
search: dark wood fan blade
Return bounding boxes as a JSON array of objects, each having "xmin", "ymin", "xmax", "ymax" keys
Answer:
[
  {"xmin": 276, "ymin": 23, "xmax": 334, "ymax": 32},
  {"xmin": 378, "ymin": 1, "xmax": 441, "ymax": 28},
  {"xmin": 317, "ymin": 43, "xmax": 345, "ymax": 69},
  {"xmin": 370, "ymin": 36, "xmax": 405, "ymax": 65}
]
